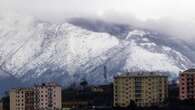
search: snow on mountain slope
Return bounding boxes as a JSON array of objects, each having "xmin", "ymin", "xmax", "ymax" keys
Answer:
[
  {"xmin": 0, "ymin": 15, "xmax": 120, "ymax": 81},
  {"xmin": 0, "ymin": 15, "xmax": 194, "ymax": 90},
  {"xmin": 124, "ymin": 41, "xmax": 181, "ymax": 73}
]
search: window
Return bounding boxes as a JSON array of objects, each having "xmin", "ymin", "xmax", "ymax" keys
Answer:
[{"xmin": 135, "ymin": 93, "xmax": 141, "ymax": 97}]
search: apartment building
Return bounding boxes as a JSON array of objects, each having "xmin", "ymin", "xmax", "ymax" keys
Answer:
[
  {"xmin": 0, "ymin": 101, "xmax": 3, "ymax": 110},
  {"xmin": 10, "ymin": 88, "xmax": 34, "ymax": 110},
  {"xmin": 179, "ymin": 69, "xmax": 195, "ymax": 100},
  {"xmin": 10, "ymin": 82, "xmax": 61, "ymax": 110},
  {"xmin": 113, "ymin": 72, "xmax": 168, "ymax": 107},
  {"xmin": 34, "ymin": 82, "xmax": 62, "ymax": 110}
]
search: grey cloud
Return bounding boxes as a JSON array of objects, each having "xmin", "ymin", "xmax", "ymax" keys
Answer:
[{"xmin": 0, "ymin": 0, "xmax": 195, "ymax": 43}]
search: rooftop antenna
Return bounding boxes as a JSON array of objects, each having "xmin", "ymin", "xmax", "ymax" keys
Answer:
[{"xmin": 103, "ymin": 65, "xmax": 108, "ymax": 83}]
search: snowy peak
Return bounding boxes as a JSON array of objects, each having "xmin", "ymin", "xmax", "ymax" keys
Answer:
[{"xmin": 0, "ymin": 16, "xmax": 194, "ymax": 90}]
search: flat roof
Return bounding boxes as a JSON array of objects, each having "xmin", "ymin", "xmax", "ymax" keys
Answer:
[
  {"xmin": 115, "ymin": 71, "xmax": 168, "ymax": 78},
  {"xmin": 183, "ymin": 68, "xmax": 195, "ymax": 73}
]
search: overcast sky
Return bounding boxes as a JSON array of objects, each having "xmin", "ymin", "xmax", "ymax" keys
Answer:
[
  {"xmin": 0, "ymin": 0, "xmax": 195, "ymax": 41},
  {"xmin": 1, "ymin": 0, "xmax": 195, "ymax": 20}
]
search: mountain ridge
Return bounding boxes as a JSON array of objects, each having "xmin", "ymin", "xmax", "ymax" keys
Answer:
[{"xmin": 0, "ymin": 15, "xmax": 194, "ymax": 94}]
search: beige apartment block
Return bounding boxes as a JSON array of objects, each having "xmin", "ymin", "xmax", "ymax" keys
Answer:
[
  {"xmin": 113, "ymin": 72, "xmax": 168, "ymax": 107},
  {"xmin": 10, "ymin": 82, "xmax": 61, "ymax": 110},
  {"xmin": 34, "ymin": 82, "xmax": 62, "ymax": 110},
  {"xmin": 10, "ymin": 88, "xmax": 34, "ymax": 110}
]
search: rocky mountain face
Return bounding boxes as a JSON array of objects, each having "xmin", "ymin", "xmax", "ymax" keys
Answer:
[{"xmin": 0, "ymin": 15, "xmax": 194, "ymax": 94}]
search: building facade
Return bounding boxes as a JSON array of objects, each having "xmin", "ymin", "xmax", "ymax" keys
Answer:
[
  {"xmin": 10, "ymin": 82, "xmax": 61, "ymax": 110},
  {"xmin": 113, "ymin": 72, "xmax": 168, "ymax": 107},
  {"xmin": 179, "ymin": 69, "xmax": 195, "ymax": 100},
  {"xmin": 34, "ymin": 82, "xmax": 62, "ymax": 110},
  {"xmin": 10, "ymin": 88, "xmax": 34, "ymax": 110},
  {"xmin": 62, "ymin": 101, "xmax": 89, "ymax": 109},
  {"xmin": 0, "ymin": 101, "xmax": 3, "ymax": 110}
]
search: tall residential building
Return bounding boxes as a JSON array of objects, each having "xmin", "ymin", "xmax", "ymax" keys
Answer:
[
  {"xmin": 113, "ymin": 72, "xmax": 168, "ymax": 107},
  {"xmin": 34, "ymin": 82, "xmax": 62, "ymax": 110},
  {"xmin": 179, "ymin": 69, "xmax": 195, "ymax": 100},
  {"xmin": 10, "ymin": 82, "xmax": 61, "ymax": 110},
  {"xmin": 10, "ymin": 88, "xmax": 34, "ymax": 110}
]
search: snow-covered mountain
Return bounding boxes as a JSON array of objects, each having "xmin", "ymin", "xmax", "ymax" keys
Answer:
[{"xmin": 0, "ymin": 14, "xmax": 194, "ymax": 94}]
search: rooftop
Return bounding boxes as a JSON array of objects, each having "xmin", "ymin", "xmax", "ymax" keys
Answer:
[
  {"xmin": 183, "ymin": 68, "xmax": 195, "ymax": 73},
  {"xmin": 10, "ymin": 88, "xmax": 33, "ymax": 92},
  {"xmin": 115, "ymin": 71, "xmax": 168, "ymax": 78},
  {"xmin": 34, "ymin": 82, "xmax": 61, "ymax": 87}
]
